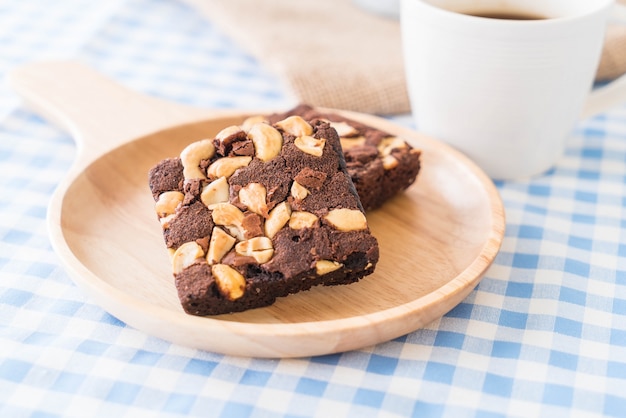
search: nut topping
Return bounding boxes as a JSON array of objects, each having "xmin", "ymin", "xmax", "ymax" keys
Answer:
[
  {"xmin": 238, "ymin": 182, "xmax": 268, "ymax": 216},
  {"xmin": 207, "ymin": 227, "xmax": 236, "ymax": 265},
  {"xmin": 215, "ymin": 125, "xmax": 243, "ymax": 141},
  {"xmin": 290, "ymin": 181, "xmax": 309, "ymax": 201},
  {"xmin": 275, "ymin": 116, "xmax": 313, "ymax": 137},
  {"xmin": 315, "ymin": 260, "xmax": 343, "ymax": 275},
  {"xmin": 160, "ymin": 213, "xmax": 177, "ymax": 229},
  {"xmin": 206, "ymin": 156, "xmax": 252, "ymax": 179},
  {"xmin": 339, "ymin": 136, "xmax": 366, "ymax": 150},
  {"xmin": 211, "ymin": 203, "xmax": 245, "ymax": 240},
  {"xmin": 327, "ymin": 120, "xmax": 358, "ymax": 137},
  {"xmin": 294, "ymin": 135, "xmax": 325, "ymax": 157},
  {"xmin": 264, "ymin": 201, "xmax": 291, "ymax": 238},
  {"xmin": 235, "ymin": 236, "xmax": 274, "ymax": 264},
  {"xmin": 248, "ymin": 123, "xmax": 283, "ymax": 162},
  {"xmin": 155, "ymin": 191, "xmax": 184, "ymax": 217},
  {"xmin": 382, "ymin": 155, "xmax": 399, "ymax": 170},
  {"xmin": 172, "ymin": 241, "xmax": 205, "ymax": 275},
  {"xmin": 241, "ymin": 115, "xmax": 268, "ymax": 132},
  {"xmin": 212, "ymin": 264, "xmax": 246, "ymax": 300},
  {"xmin": 289, "ymin": 211, "xmax": 319, "ymax": 229},
  {"xmin": 377, "ymin": 137, "xmax": 407, "ymax": 157},
  {"xmin": 180, "ymin": 139, "xmax": 215, "ymax": 180},
  {"xmin": 200, "ymin": 176, "xmax": 229, "ymax": 209},
  {"xmin": 324, "ymin": 208, "xmax": 368, "ymax": 232}
]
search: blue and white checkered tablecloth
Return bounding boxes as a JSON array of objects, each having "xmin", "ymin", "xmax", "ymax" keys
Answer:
[{"xmin": 2, "ymin": 0, "xmax": 626, "ymax": 417}]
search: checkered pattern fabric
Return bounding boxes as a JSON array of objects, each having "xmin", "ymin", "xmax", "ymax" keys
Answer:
[{"xmin": 2, "ymin": 0, "xmax": 626, "ymax": 417}]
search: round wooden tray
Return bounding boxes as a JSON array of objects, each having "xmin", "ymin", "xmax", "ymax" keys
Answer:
[{"xmin": 10, "ymin": 61, "xmax": 505, "ymax": 358}]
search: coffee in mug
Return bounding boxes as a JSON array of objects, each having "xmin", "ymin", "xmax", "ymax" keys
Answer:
[{"xmin": 464, "ymin": 11, "xmax": 547, "ymax": 20}]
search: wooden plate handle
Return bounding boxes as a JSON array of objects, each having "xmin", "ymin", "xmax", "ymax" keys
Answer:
[{"xmin": 8, "ymin": 60, "xmax": 215, "ymax": 168}]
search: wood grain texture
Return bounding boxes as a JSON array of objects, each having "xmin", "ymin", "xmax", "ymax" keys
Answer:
[{"xmin": 9, "ymin": 61, "xmax": 505, "ymax": 358}]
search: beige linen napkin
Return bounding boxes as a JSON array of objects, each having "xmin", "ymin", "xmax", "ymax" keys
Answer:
[
  {"xmin": 183, "ymin": 0, "xmax": 626, "ymax": 115},
  {"xmin": 598, "ymin": 25, "xmax": 626, "ymax": 81}
]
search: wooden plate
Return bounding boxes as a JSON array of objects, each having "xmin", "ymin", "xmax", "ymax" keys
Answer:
[{"xmin": 9, "ymin": 61, "xmax": 505, "ymax": 358}]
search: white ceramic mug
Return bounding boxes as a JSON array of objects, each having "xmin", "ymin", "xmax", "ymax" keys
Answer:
[{"xmin": 400, "ymin": 0, "xmax": 626, "ymax": 180}]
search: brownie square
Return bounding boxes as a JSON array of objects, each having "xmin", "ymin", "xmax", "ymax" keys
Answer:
[
  {"xmin": 149, "ymin": 115, "xmax": 379, "ymax": 316},
  {"xmin": 268, "ymin": 104, "xmax": 421, "ymax": 211}
]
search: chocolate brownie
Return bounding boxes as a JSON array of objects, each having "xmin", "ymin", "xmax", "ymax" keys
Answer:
[
  {"xmin": 149, "ymin": 116, "xmax": 379, "ymax": 316},
  {"xmin": 267, "ymin": 104, "xmax": 421, "ymax": 211}
]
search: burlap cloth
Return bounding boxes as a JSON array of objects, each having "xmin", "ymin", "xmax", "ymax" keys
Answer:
[{"xmin": 183, "ymin": 0, "xmax": 626, "ymax": 115}]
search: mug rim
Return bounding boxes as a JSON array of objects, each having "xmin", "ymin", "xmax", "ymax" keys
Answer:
[{"xmin": 401, "ymin": 0, "xmax": 615, "ymax": 25}]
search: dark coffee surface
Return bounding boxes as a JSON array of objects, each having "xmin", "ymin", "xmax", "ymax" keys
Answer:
[{"xmin": 464, "ymin": 10, "xmax": 547, "ymax": 20}]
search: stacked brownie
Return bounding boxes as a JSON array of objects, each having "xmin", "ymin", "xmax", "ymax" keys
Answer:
[
  {"xmin": 268, "ymin": 105, "xmax": 421, "ymax": 211},
  {"xmin": 148, "ymin": 106, "xmax": 420, "ymax": 316}
]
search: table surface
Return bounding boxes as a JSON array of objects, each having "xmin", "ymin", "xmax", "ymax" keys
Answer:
[{"xmin": 2, "ymin": 0, "xmax": 626, "ymax": 417}]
